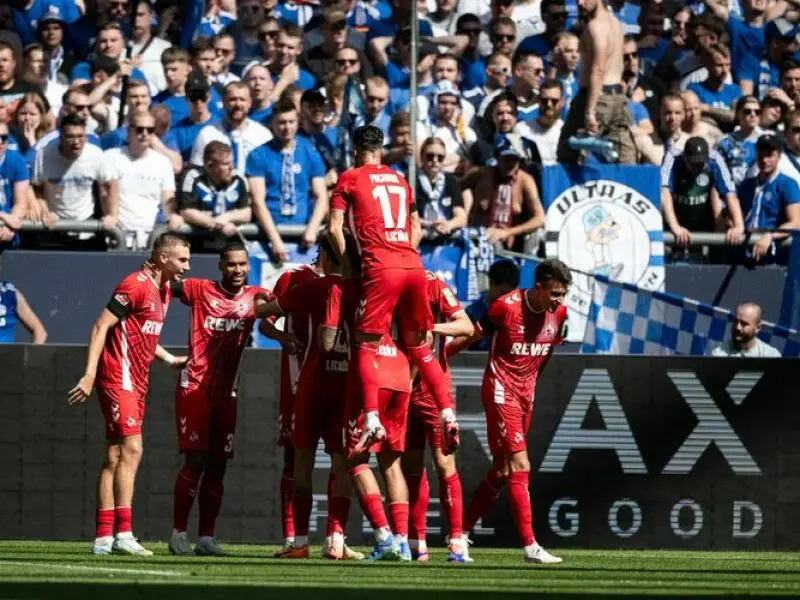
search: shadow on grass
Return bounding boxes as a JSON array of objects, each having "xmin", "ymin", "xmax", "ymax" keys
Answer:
[{"xmin": 0, "ymin": 583, "xmax": 784, "ymax": 600}]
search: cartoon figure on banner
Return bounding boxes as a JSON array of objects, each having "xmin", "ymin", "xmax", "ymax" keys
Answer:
[{"xmin": 583, "ymin": 206, "xmax": 624, "ymax": 280}]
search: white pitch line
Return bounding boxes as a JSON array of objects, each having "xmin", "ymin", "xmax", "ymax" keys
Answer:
[{"xmin": 0, "ymin": 560, "xmax": 183, "ymax": 577}]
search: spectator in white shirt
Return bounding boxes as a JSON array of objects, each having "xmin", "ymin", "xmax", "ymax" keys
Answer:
[
  {"xmin": 190, "ymin": 81, "xmax": 273, "ymax": 177},
  {"xmin": 131, "ymin": 0, "xmax": 171, "ymax": 96},
  {"xmin": 101, "ymin": 113, "xmax": 178, "ymax": 250},
  {"xmin": 30, "ymin": 114, "xmax": 106, "ymax": 249},
  {"xmin": 708, "ymin": 302, "xmax": 781, "ymax": 358},
  {"xmin": 417, "ymin": 80, "xmax": 477, "ymax": 173},
  {"xmin": 525, "ymin": 79, "xmax": 563, "ymax": 164}
]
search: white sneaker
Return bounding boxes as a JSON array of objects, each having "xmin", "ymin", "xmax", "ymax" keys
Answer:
[
  {"xmin": 524, "ymin": 543, "xmax": 562, "ymax": 564},
  {"xmin": 343, "ymin": 544, "xmax": 365, "ymax": 560},
  {"xmin": 195, "ymin": 536, "xmax": 226, "ymax": 556},
  {"xmin": 112, "ymin": 535, "xmax": 154, "ymax": 556},
  {"xmin": 447, "ymin": 535, "xmax": 474, "ymax": 563},
  {"xmin": 92, "ymin": 536, "xmax": 114, "ymax": 555},
  {"xmin": 169, "ymin": 530, "xmax": 192, "ymax": 556}
]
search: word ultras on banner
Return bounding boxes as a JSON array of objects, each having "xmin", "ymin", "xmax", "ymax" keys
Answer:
[{"xmin": 539, "ymin": 368, "xmax": 765, "ymax": 542}]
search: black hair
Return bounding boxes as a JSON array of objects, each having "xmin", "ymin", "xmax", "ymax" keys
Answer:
[
  {"xmin": 534, "ymin": 259, "xmax": 573, "ymax": 286},
  {"xmin": 488, "ymin": 259, "xmax": 521, "ymax": 288},
  {"xmin": 59, "ymin": 113, "xmax": 87, "ymax": 130},
  {"xmin": 353, "ymin": 125, "xmax": 384, "ymax": 152},
  {"xmin": 219, "ymin": 240, "xmax": 248, "ymax": 260}
]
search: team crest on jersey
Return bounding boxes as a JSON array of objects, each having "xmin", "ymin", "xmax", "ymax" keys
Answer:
[
  {"xmin": 210, "ymin": 299, "xmax": 220, "ymax": 309},
  {"xmin": 234, "ymin": 301, "xmax": 250, "ymax": 317},
  {"xmin": 114, "ymin": 294, "xmax": 129, "ymax": 307}
]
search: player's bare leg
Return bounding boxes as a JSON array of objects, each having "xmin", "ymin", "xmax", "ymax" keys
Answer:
[
  {"xmin": 349, "ymin": 457, "xmax": 401, "ymax": 561},
  {"xmin": 401, "ymin": 451, "xmax": 429, "ymax": 561},
  {"xmin": 323, "ymin": 454, "xmax": 363, "ymax": 560},
  {"xmin": 110, "ymin": 434, "xmax": 152, "ymax": 556},
  {"xmin": 506, "ymin": 451, "xmax": 561, "ymax": 564},
  {"xmin": 170, "ymin": 452, "xmax": 205, "ymax": 555},
  {"xmin": 195, "ymin": 455, "xmax": 228, "ymax": 556},
  {"xmin": 277, "ymin": 448, "xmax": 314, "ymax": 558},
  {"xmin": 275, "ymin": 446, "xmax": 296, "ymax": 556},
  {"xmin": 378, "ymin": 450, "xmax": 410, "ymax": 561},
  {"xmin": 402, "ymin": 330, "xmax": 460, "ymax": 454},
  {"xmin": 93, "ymin": 444, "xmax": 120, "ymax": 555}
]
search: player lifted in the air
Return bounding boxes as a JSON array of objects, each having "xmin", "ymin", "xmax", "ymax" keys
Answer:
[
  {"xmin": 402, "ymin": 272, "xmax": 474, "ymax": 563},
  {"xmin": 68, "ymin": 233, "xmax": 191, "ymax": 556},
  {"xmin": 256, "ymin": 237, "xmax": 364, "ymax": 561},
  {"xmin": 454, "ymin": 259, "xmax": 571, "ymax": 564},
  {"xmin": 327, "ymin": 125, "xmax": 460, "ymax": 456},
  {"xmin": 168, "ymin": 242, "xmax": 271, "ymax": 556},
  {"xmin": 259, "ymin": 258, "xmax": 322, "ymax": 555}
]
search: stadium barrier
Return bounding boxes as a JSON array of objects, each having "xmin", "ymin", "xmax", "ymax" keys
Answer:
[
  {"xmin": 2, "ymin": 345, "xmax": 798, "ymax": 550},
  {"xmin": 14, "ymin": 220, "xmax": 127, "ymax": 251}
]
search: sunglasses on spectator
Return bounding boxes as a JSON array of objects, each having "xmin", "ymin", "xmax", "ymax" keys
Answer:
[
  {"xmin": 71, "ymin": 103, "xmax": 91, "ymax": 111},
  {"xmin": 623, "ymin": 52, "xmax": 638, "ymax": 60},
  {"xmin": 425, "ymin": 152, "xmax": 445, "ymax": 162},
  {"xmin": 493, "ymin": 33, "xmax": 515, "ymax": 42},
  {"xmin": 134, "ymin": 126, "xmax": 155, "ymax": 134},
  {"xmin": 539, "ymin": 97, "xmax": 559, "ymax": 106},
  {"xmin": 459, "ymin": 28, "xmax": 482, "ymax": 36},
  {"xmin": 791, "ymin": 126, "xmax": 800, "ymax": 134},
  {"xmin": 742, "ymin": 108, "xmax": 761, "ymax": 116},
  {"xmin": 337, "ymin": 58, "xmax": 358, "ymax": 66},
  {"xmin": 259, "ymin": 31, "xmax": 279, "ymax": 41},
  {"xmin": 546, "ymin": 11, "xmax": 568, "ymax": 19},
  {"xmin": 0, "ymin": 134, "xmax": 8, "ymax": 143}
]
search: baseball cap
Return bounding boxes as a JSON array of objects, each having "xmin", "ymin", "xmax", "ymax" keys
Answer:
[
  {"xmin": 756, "ymin": 133, "xmax": 783, "ymax": 153},
  {"xmin": 323, "ymin": 7, "xmax": 347, "ymax": 27},
  {"xmin": 186, "ymin": 70, "xmax": 209, "ymax": 95},
  {"xmin": 38, "ymin": 5, "xmax": 66, "ymax": 26},
  {"xmin": 434, "ymin": 79, "xmax": 461, "ymax": 100},
  {"xmin": 494, "ymin": 132, "xmax": 527, "ymax": 160},
  {"xmin": 683, "ymin": 136, "xmax": 709, "ymax": 163}
]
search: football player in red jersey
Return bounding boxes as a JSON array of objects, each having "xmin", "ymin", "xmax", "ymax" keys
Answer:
[
  {"xmin": 459, "ymin": 259, "xmax": 571, "ymax": 564},
  {"xmin": 258, "ymin": 260, "xmax": 321, "ymax": 555},
  {"xmin": 327, "ymin": 125, "xmax": 460, "ymax": 457},
  {"xmin": 68, "ymin": 233, "xmax": 191, "ymax": 556},
  {"xmin": 168, "ymin": 242, "xmax": 272, "ymax": 556},
  {"xmin": 402, "ymin": 272, "xmax": 474, "ymax": 563},
  {"xmin": 255, "ymin": 238, "xmax": 364, "ymax": 561}
]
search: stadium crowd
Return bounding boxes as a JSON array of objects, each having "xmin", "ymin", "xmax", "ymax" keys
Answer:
[{"xmin": 0, "ymin": 0, "xmax": 799, "ymax": 262}]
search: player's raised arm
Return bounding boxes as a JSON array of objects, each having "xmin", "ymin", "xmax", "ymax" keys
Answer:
[{"xmin": 68, "ymin": 308, "xmax": 121, "ymax": 406}]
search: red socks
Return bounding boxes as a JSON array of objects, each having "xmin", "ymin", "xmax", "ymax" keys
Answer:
[
  {"xmin": 95, "ymin": 507, "xmax": 114, "ymax": 538},
  {"xmin": 407, "ymin": 344, "xmax": 453, "ymax": 411},
  {"xmin": 389, "ymin": 502, "xmax": 409, "ymax": 538},
  {"xmin": 280, "ymin": 471, "xmax": 295, "ymax": 540},
  {"xmin": 407, "ymin": 471, "xmax": 429, "ymax": 541},
  {"xmin": 173, "ymin": 465, "xmax": 201, "ymax": 533},
  {"xmin": 292, "ymin": 493, "xmax": 313, "ymax": 539},
  {"xmin": 114, "ymin": 506, "xmax": 132, "ymax": 535},
  {"xmin": 440, "ymin": 472, "xmax": 463, "ymax": 539},
  {"xmin": 359, "ymin": 493, "xmax": 389, "ymax": 530},
  {"xmin": 507, "ymin": 471, "xmax": 535, "ymax": 547},
  {"xmin": 327, "ymin": 496, "xmax": 351, "ymax": 536},
  {"xmin": 198, "ymin": 471, "xmax": 224, "ymax": 538},
  {"xmin": 356, "ymin": 342, "xmax": 380, "ymax": 413},
  {"xmin": 463, "ymin": 469, "xmax": 506, "ymax": 533}
]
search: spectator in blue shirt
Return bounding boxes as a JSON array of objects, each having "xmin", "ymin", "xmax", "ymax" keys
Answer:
[
  {"xmin": 244, "ymin": 64, "xmax": 274, "ymax": 125},
  {"xmin": 687, "ymin": 44, "xmax": 741, "ymax": 129},
  {"xmin": 0, "ymin": 122, "xmax": 29, "ymax": 249},
  {"xmin": 715, "ymin": 95, "xmax": 763, "ymax": 185},
  {"xmin": 464, "ymin": 258, "xmax": 520, "ymax": 351},
  {"xmin": 738, "ymin": 134, "xmax": 800, "ymax": 262},
  {"xmin": 453, "ymin": 14, "xmax": 486, "ymax": 92},
  {"xmin": 518, "ymin": 0, "xmax": 569, "ymax": 65},
  {"xmin": 69, "ymin": 23, "xmax": 148, "ymax": 85},
  {"xmin": 153, "ymin": 48, "xmax": 201, "ymax": 128},
  {"xmin": 549, "ymin": 32, "xmax": 580, "ymax": 114},
  {"xmin": 269, "ymin": 26, "xmax": 317, "ymax": 91},
  {"xmin": 740, "ymin": 18, "xmax": 797, "ymax": 99},
  {"xmin": 170, "ymin": 73, "xmax": 217, "ymax": 162},
  {"xmin": 661, "ymin": 136, "xmax": 743, "ymax": 249},
  {"xmin": 11, "ymin": 0, "xmax": 80, "ymax": 46},
  {"xmin": 298, "ymin": 89, "xmax": 338, "ymax": 185},
  {"xmin": 0, "ymin": 277, "xmax": 47, "ymax": 343},
  {"xmin": 636, "ymin": 4, "xmax": 671, "ymax": 76},
  {"xmin": 355, "ymin": 76, "xmax": 392, "ymax": 139},
  {"xmin": 246, "ymin": 100, "xmax": 329, "ymax": 261},
  {"xmin": 225, "ymin": 0, "xmax": 266, "ymax": 76}
]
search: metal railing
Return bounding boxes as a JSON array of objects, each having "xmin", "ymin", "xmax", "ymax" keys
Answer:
[{"xmin": 10, "ymin": 220, "xmax": 127, "ymax": 251}]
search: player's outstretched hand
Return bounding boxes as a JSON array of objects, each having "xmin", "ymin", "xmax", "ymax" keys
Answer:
[
  {"xmin": 68, "ymin": 375, "xmax": 94, "ymax": 406},
  {"xmin": 170, "ymin": 356, "xmax": 189, "ymax": 369}
]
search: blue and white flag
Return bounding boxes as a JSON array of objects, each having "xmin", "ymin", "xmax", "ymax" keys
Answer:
[
  {"xmin": 542, "ymin": 165, "xmax": 665, "ymax": 342},
  {"xmin": 582, "ymin": 275, "xmax": 800, "ymax": 356}
]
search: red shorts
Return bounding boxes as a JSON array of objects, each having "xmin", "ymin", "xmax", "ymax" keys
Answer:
[
  {"xmin": 344, "ymin": 388, "xmax": 410, "ymax": 457},
  {"xmin": 406, "ymin": 391, "xmax": 442, "ymax": 452},
  {"xmin": 277, "ymin": 351, "xmax": 302, "ymax": 447},
  {"xmin": 481, "ymin": 375, "xmax": 531, "ymax": 456},
  {"xmin": 357, "ymin": 267, "xmax": 434, "ymax": 334},
  {"xmin": 97, "ymin": 386, "xmax": 145, "ymax": 441},
  {"xmin": 175, "ymin": 386, "xmax": 238, "ymax": 458},
  {"xmin": 292, "ymin": 376, "xmax": 347, "ymax": 454}
]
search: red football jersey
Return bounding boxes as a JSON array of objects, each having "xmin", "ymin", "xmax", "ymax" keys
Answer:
[
  {"xmin": 97, "ymin": 268, "xmax": 172, "ymax": 395},
  {"xmin": 481, "ymin": 290, "xmax": 567, "ymax": 411},
  {"xmin": 278, "ymin": 274, "xmax": 355, "ymax": 392},
  {"xmin": 412, "ymin": 273, "xmax": 463, "ymax": 396},
  {"xmin": 325, "ymin": 276, "xmax": 411, "ymax": 393},
  {"xmin": 177, "ymin": 279, "xmax": 270, "ymax": 396},
  {"xmin": 273, "ymin": 265, "xmax": 323, "ymax": 394},
  {"xmin": 329, "ymin": 164, "xmax": 423, "ymax": 273}
]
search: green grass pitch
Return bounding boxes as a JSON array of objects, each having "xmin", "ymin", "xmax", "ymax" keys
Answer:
[{"xmin": 2, "ymin": 541, "xmax": 800, "ymax": 599}]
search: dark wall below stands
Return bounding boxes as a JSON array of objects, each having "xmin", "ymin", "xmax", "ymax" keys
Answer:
[
  {"xmin": 2, "ymin": 346, "xmax": 799, "ymax": 549},
  {"xmin": 1, "ymin": 251, "xmax": 788, "ymax": 345}
]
